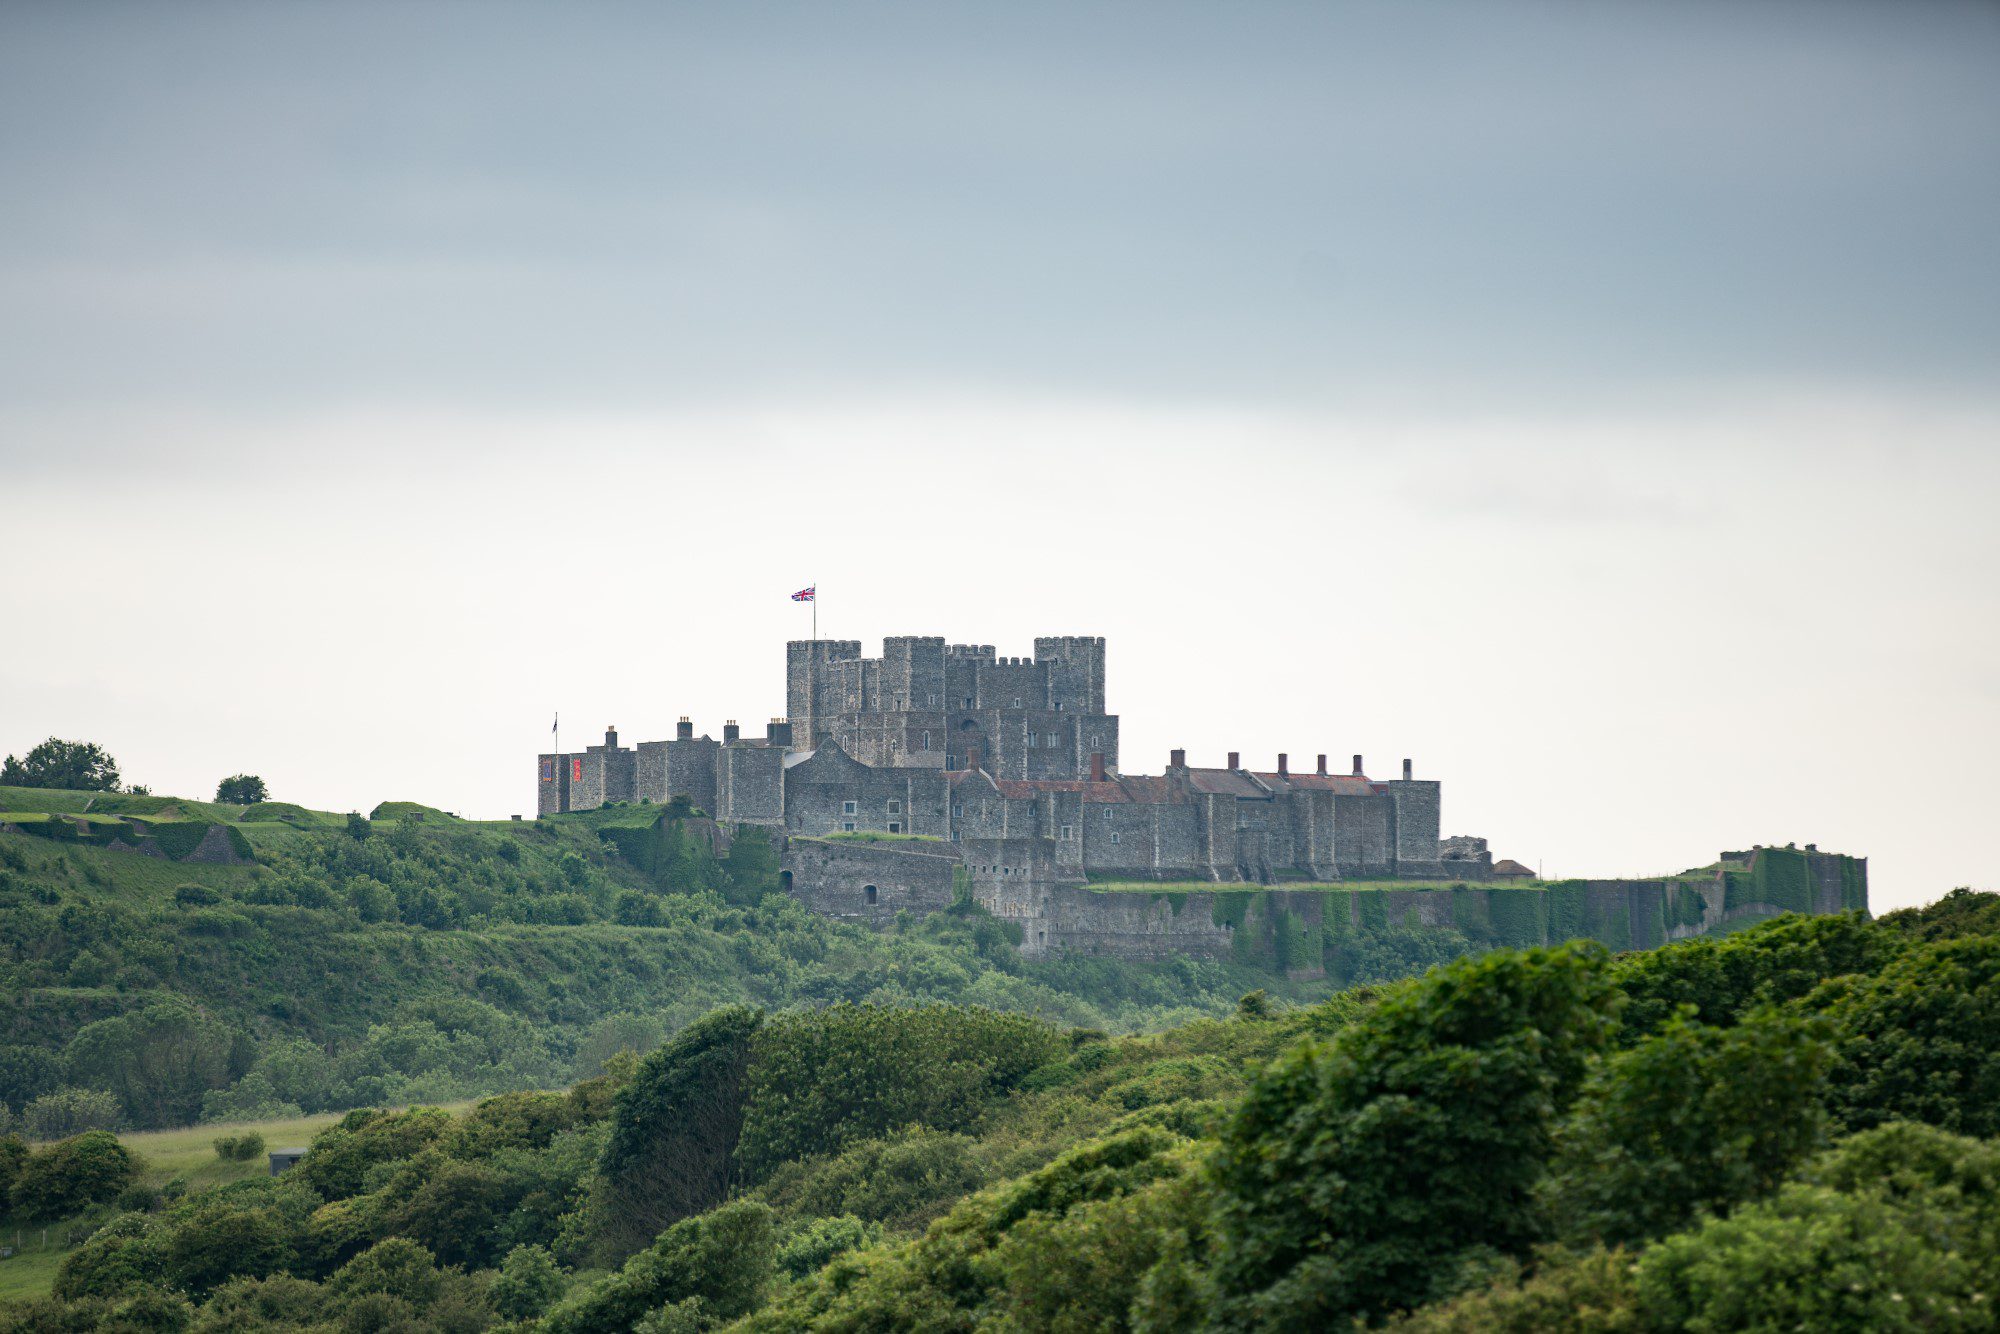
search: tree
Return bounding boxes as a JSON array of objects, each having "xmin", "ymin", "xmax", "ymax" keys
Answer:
[
  {"xmin": 542, "ymin": 1200, "xmax": 774, "ymax": 1334},
  {"xmin": 594, "ymin": 1006, "xmax": 765, "ymax": 1259},
  {"xmin": 1547, "ymin": 1006, "xmax": 1834, "ymax": 1246},
  {"xmin": 1, "ymin": 738, "xmax": 121, "ymax": 791},
  {"xmin": 62, "ymin": 996, "xmax": 239, "ymax": 1130},
  {"xmin": 215, "ymin": 774, "xmax": 268, "ymax": 805},
  {"xmin": 8, "ymin": 1130, "xmax": 139, "ymax": 1219},
  {"xmin": 0, "ymin": 1044, "xmax": 64, "ymax": 1111},
  {"xmin": 1209, "ymin": 943, "xmax": 1619, "ymax": 1327},
  {"xmin": 1817, "ymin": 935, "xmax": 2000, "ymax": 1138},
  {"xmin": 23, "ymin": 1086, "xmax": 123, "ymax": 1139},
  {"xmin": 491, "ymin": 1244, "xmax": 566, "ymax": 1321}
]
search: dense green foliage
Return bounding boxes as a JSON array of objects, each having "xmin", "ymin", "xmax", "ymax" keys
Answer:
[
  {"xmin": 1, "ymin": 741, "xmax": 122, "ymax": 794},
  {"xmin": 214, "ymin": 776, "xmax": 268, "ymax": 806},
  {"xmin": 4, "ymin": 889, "xmax": 1998, "ymax": 1329},
  {"xmin": 0, "ymin": 790, "xmax": 1317, "ymax": 1140}
]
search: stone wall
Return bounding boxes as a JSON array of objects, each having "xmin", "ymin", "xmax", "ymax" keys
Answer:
[{"xmin": 783, "ymin": 837, "xmax": 960, "ymax": 923}]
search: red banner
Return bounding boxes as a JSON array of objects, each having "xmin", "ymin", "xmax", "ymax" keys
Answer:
[{"xmin": 572, "ymin": 758, "xmax": 583, "ymax": 782}]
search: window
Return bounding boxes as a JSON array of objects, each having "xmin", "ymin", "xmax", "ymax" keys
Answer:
[
  {"xmin": 927, "ymin": 693, "xmax": 937, "ymax": 705},
  {"xmin": 888, "ymin": 822, "xmax": 902, "ymax": 834},
  {"xmin": 962, "ymin": 696, "xmax": 973, "ymax": 708},
  {"xmin": 1060, "ymin": 824, "xmax": 1073, "ymax": 840},
  {"xmin": 1045, "ymin": 732, "xmax": 1057, "ymax": 747},
  {"xmin": 953, "ymin": 803, "xmax": 964, "ymax": 818},
  {"xmin": 1103, "ymin": 808, "xmax": 1113, "ymax": 821},
  {"xmin": 842, "ymin": 800, "xmax": 857, "ymax": 815},
  {"xmin": 1110, "ymin": 832, "xmax": 1121, "ymax": 845},
  {"xmin": 842, "ymin": 821, "xmax": 856, "ymax": 832},
  {"xmin": 864, "ymin": 885, "xmax": 878, "ymax": 905},
  {"xmin": 1013, "ymin": 697, "xmax": 1022, "ymax": 709},
  {"xmin": 1026, "ymin": 732, "xmax": 1037, "ymax": 748},
  {"xmin": 887, "ymin": 799, "xmax": 902, "ymax": 814},
  {"xmin": 1055, "ymin": 702, "xmax": 1063, "ymax": 711}
]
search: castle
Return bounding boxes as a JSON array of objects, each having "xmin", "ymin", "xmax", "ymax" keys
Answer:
[
  {"xmin": 541, "ymin": 634, "xmax": 1485, "ymax": 885},
  {"xmin": 538, "ymin": 634, "xmax": 1864, "ymax": 961}
]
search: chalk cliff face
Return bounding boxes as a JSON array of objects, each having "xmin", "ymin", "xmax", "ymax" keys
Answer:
[{"xmin": 779, "ymin": 837, "xmax": 1868, "ymax": 967}]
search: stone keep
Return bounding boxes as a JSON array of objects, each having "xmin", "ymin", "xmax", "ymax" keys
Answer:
[{"xmin": 538, "ymin": 634, "xmax": 1442, "ymax": 883}]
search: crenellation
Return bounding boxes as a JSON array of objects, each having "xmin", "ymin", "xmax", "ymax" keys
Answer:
[{"xmin": 534, "ymin": 632, "xmax": 1865, "ymax": 959}]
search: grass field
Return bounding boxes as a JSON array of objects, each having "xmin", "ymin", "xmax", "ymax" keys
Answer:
[{"xmin": 0, "ymin": 1102, "xmax": 477, "ymax": 1306}]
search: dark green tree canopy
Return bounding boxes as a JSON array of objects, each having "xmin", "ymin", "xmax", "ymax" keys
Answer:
[
  {"xmin": 215, "ymin": 774, "xmax": 269, "ymax": 804},
  {"xmin": 2, "ymin": 737, "xmax": 121, "ymax": 791}
]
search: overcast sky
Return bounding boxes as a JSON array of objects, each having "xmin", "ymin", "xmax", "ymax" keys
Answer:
[{"xmin": 3, "ymin": 0, "xmax": 1996, "ymax": 910}]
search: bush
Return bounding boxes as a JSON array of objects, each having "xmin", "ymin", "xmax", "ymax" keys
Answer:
[
  {"xmin": 1817, "ymin": 935, "xmax": 2000, "ymax": 1138},
  {"xmin": 773, "ymin": 1215, "xmax": 881, "ymax": 1280},
  {"xmin": 9, "ymin": 1130, "xmax": 139, "ymax": 1219},
  {"xmin": 736, "ymin": 1003, "xmax": 1063, "ymax": 1180},
  {"xmin": 1547, "ymin": 1006, "xmax": 1834, "ymax": 1246},
  {"xmin": 1209, "ymin": 943, "xmax": 1618, "ymax": 1327},
  {"xmin": 62, "ymin": 996, "xmax": 237, "ymax": 1130},
  {"xmin": 593, "ymin": 1006, "xmax": 764, "ymax": 1259},
  {"xmin": 211, "ymin": 1132, "xmax": 266, "ymax": 1162},
  {"xmin": 1635, "ymin": 1180, "xmax": 1989, "ymax": 1330},
  {"xmin": 490, "ymin": 1243, "xmax": 566, "ymax": 1320},
  {"xmin": 23, "ymin": 1086, "xmax": 123, "ymax": 1139},
  {"xmin": 543, "ymin": 1200, "xmax": 774, "ymax": 1334}
]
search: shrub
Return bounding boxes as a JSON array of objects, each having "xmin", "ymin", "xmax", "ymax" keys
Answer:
[
  {"xmin": 1635, "ymin": 1181, "xmax": 1988, "ymax": 1331},
  {"xmin": 736, "ymin": 1003, "xmax": 1063, "ymax": 1180},
  {"xmin": 593, "ymin": 1005, "xmax": 764, "ymax": 1259},
  {"xmin": 491, "ymin": 1243, "xmax": 566, "ymax": 1320},
  {"xmin": 1547, "ymin": 1006, "xmax": 1834, "ymax": 1246},
  {"xmin": 62, "ymin": 996, "xmax": 237, "ymax": 1130},
  {"xmin": 9, "ymin": 1130, "xmax": 140, "ymax": 1219},
  {"xmin": 23, "ymin": 1086, "xmax": 123, "ymax": 1139},
  {"xmin": 1817, "ymin": 935, "xmax": 2000, "ymax": 1137},
  {"xmin": 542, "ymin": 1200, "xmax": 774, "ymax": 1334},
  {"xmin": 773, "ymin": 1215, "xmax": 881, "ymax": 1280},
  {"xmin": 1209, "ymin": 943, "xmax": 1618, "ymax": 1327}
]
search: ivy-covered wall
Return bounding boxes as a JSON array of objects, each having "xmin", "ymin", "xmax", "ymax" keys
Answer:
[{"xmin": 1035, "ymin": 848, "xmax": 1867, "ymax": 977}]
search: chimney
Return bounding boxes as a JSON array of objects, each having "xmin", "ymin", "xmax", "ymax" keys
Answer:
[
  {"xmin": 1090, "ymin": 752, "xmax": 1106, "ymax": 781},
  {"xmin": 768, "ymin": 718, "xmax": 794, "ymax": 747},
  {"xmin": 1402, "ymin": 758, "xmax": 1413, "ymax": 781},
  {"xmin": 1169, "ymin": 748, "xmax": 1186, "ymax": 769},
  {"xmin": 1277, "ymin": 753, "xmax": 1289, "ymax": 777},
  {"xmin": 1227, "ymin": 751, "xmax": 1240, "ymax": 770},
  {"xmin": 676, "ymin": 716, "xmax": 693, "ymax": 741},
  {"xmin": 723, "ymin": 719, "xmax": 740, "ymax": 744},
  {"xmin": 605, "ymin": 725, "xmax": 618, "ymax": 749},
  {"xmin": 1352, "ymin": 753, "xmax": 1364, "ymax": 776},
  {"xmin": 1316, "ymin": 754, "xmax": 1328, "ymax": 776}
]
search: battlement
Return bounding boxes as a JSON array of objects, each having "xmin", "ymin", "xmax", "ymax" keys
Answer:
[{"xmin": 947, "ymin": 644, "xmax": 997, "ymax": 659}]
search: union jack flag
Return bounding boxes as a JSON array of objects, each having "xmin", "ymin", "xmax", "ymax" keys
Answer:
[{"xmin": 791, "ymin": 585, "xmax": 815, "ymax": 601}]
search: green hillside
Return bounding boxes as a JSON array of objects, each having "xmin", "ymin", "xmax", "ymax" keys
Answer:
[
  {"xmin": 1, "ymin": 890, "xmax": 1992, "ymax": 1329},
  {"xmin": 0, "ymin": 786, "xmax": 1335, "ymax": 1141},
  {"xmin": 0, "ymin": 781, "xmax": 1873, "ymax": 1151}
]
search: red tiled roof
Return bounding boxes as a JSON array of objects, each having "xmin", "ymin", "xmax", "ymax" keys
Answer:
[
  {"xmin": 987, "ymin": 775, "xmax": 1184, "ymax": 804},
  {"xmin": 1251, "ymin": 771, "xmax": 1382, "ymax": 796},
  {"xmin": 1184, "ymin": 767, "xmax": 1268, "ymax": 798},
  {"xmin": 1492, "ymin": 859, "xmax": 1536, "ymax": 878}
]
